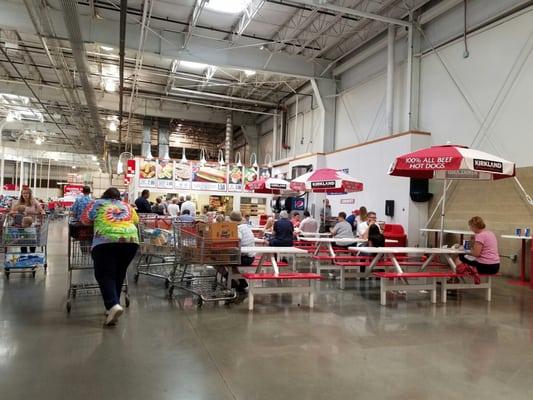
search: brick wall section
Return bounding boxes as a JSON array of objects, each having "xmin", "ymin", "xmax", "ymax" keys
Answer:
[{"xmin": 426, "ymin": 167, "xmax": 533, "ymax": 278}]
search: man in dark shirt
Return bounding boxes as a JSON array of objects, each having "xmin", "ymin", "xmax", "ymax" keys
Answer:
[
  {"xmin": 269, "ymin": 210, "xmax": 294, "ymax": 247},
  {"xmin": 135, "ymin": 189, "xmax": 152, "ymax": 213}
]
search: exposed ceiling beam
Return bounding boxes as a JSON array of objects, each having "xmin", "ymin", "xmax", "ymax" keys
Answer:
[
  {"xmin": 287, "ymin": 0, "xmax": 411, "ymax": 27},
  {"xmin": 183, "ymin": 0, "xmax": 207, "ymax": 50},
  {"xmin": 0, "ymin": 0, "xmax": 331, "ymax": 78}
]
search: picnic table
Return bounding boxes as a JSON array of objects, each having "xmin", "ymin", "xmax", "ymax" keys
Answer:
[{"xmin": 241, "ymin": 246, "xmax": 309, "ymax": 275}]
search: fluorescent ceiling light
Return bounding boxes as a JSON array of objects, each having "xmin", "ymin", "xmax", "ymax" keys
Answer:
[
  {"xmin": 100, "ymin": 45, "xmax": 114, "ymax": 52},
  {"xmin": 244, "ymin": 69, "xmax": 256, "ymax": 77},
  {"xmin": 108, "ymin": 121, "xmax": 117, "ymax": 132},
  {"xmin": 91, "ymin": 155, "xmax": 98, "ymax": 161},
  {"xmin": 206, "ymin": 0, "xmax": 251, "ymax": 14},
  {"xmin": 179, "ymin": 60, "xmax": 209, "ymax": 70},
  {"xmin": 35, "ymin": 137, "xmax": 44, "ymax": 145},
  {"xmin": 72, "ymin": 165, "xmax": 77, "ymax": 169},
  {"xmin": 104, "ymin": 78, "xmax": 117, "ymax": 92}
]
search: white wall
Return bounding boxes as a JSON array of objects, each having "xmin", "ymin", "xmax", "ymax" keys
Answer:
[
  {"xmin": 333, "ymin": 2, "xmax": 533, "ymax": 167},
  {"xmin": 325, "ymin": 133, "xmax": 430, "ymax": 244}
]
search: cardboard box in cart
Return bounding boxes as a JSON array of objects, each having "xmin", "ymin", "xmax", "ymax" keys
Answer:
[{"xmin": 198, "ymin": 222, "xmax": 238, "ymax": 241}]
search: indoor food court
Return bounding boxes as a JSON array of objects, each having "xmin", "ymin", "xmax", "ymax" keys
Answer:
[{"xmin": 0, "ymin": 1, "xmax": 532, "ymax": 399}]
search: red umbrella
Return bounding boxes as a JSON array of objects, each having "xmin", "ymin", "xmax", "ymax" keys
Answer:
[
  {"xmin": 245, "ymin": 177, "xmax": 290, "ymax": 194},
  {"xmin": 389, "ymin": 144, "xmax": 515, "ymax": 245},
  {"xmin": 290, "ymin": 168, "xmax": 363, "ymax": 193}
]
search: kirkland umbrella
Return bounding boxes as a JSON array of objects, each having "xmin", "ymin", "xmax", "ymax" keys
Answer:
[
  {"xmin": 290, "ymin": 168, "xmax": 364, "ymax": 193},
  {"xmin": 245, "ymin": 177, "xmax": 290, "ymax": 194},
  {"xmin": 388, "ymin": 144, "xmax": 515, "ymax": 245}
]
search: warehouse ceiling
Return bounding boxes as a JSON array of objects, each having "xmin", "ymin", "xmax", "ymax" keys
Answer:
[{"xmin": 0, "ymin": 0, "xmax": 433, "ymax": 170}]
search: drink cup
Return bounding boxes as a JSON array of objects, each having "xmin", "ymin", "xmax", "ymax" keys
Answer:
[
  {"xmin": 462, "ymin": 240, "xmax": 470, "ymax": 250},
  {"xmin": 525, "ymin": 227, "xmax": 531, "ymax": 237},
  {"xmin": 515, "ymin": 228, "xmax": 522, "ymax": 236}
]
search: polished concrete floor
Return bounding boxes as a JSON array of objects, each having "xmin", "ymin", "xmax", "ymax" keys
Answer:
[{"xmin": 1, "ymin": 220, "xmax": 533, "ymax": 400}]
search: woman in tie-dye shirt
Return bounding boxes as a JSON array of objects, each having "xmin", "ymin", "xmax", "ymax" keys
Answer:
[{"xmin": 81, "ymin": 187, "xmax": 139, "ymax": 326}]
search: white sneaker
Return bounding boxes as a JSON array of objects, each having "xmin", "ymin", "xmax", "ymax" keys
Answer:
[{"xmin": 105, "ymin": 304, "xmax": 123, "ymax": 326}]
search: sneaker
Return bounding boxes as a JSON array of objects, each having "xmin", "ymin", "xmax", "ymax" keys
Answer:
[{"xmin": 105, "ymin": 304, "xmax": 123, "ymax": 326}]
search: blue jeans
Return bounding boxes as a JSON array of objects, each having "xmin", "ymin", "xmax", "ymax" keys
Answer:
[{"xmin": 91, "ymin": 243, "xmax": 138, "ymax": 310}]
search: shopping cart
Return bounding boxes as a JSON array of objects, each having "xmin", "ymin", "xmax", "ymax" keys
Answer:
[
  {"xmin": 1, "ymin": 214, "xmax": 48, "ymax": 278},
  {"xmin": 66, "ymin": 222, "xmax": 130, "ymax": 313},
  {"xmin": 133, "ymin": 215, "xmax": 177, "ymax": 287},
  {"xmin": 170, "ymin": 223, "xmax": 239, "ymax": 306}
]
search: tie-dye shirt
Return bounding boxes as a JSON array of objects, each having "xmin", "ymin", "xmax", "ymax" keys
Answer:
[{"xmin": 80, "ymin": 199, "xmax": 139, "ymax": 249}]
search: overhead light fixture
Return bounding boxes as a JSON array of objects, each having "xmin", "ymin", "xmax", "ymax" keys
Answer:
[
  {"xmin": 250, "ymin": 152, "xmax": 258, "ymax": 168},
  {"xmin": 244, "ymin": 69, "xmax": 256, "ymax": 77},
  {"xmin": 108, "ymin": 121, "xmax": 117, "ymax": 132},
  {"xmin": 180, "ymin": 148, "xmax": 188, "ymax": 164},
  {"xmin": 206, "ymin": 0, "xmax": 252, "ymax": 14},
  {"xmin": 100, "ymin": 45, "xmax": 114, "ymax": 52},
  {"xmin": 91, "ymin": 155, "xmax": 98, "ymax": 161},
  {"xmin": 199, "ymin": 148, "xmax": 207, "ymax": 166},
  {"xmin": 260, "ymin": 45, "xmax": 265, "ymax": 50},
  {"xmin": 179, "ymin": 60, "xmax": 209, "ymax": 70},
  {"xmin": 35, "ymin": 137, "xmax": 44, "ymax": 145},
  {"xmin": 104, "ymin": 78, "xmax": 117, "ymax": 92},
  {"xmin": 116, "ymin": 159, "xmax": 124, "ymax": 174},
  {"xmin": 234, "ymin": 152, "xmax": 242, "ymax": 168},
  {"xmin": 72, "ymin": 165, "xmax": 77, "ymax": 169},
  {"xmin": 218, "ymin": 149, "xmax": 225, "ymax": 167}
]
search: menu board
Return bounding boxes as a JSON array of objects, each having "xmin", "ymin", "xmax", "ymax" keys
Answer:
[
  {"xmin": 174, "ymin": 162, "xmax": 192, "ymax": 190},
  {"xmin": 139, "ymin": 160, "xmax": 157, "ymax": 188},
  {"xmin": 258, "ymin": 167, "xmax": 272, "ymax": 179},
  {"xmin": 191, "ymin": 163, "xmax": 227, "ymax": 192},
  {"xmin": 228, "ymin": 165, "xmax": 243, "ymax": 192},
  {"xmin": 157, "ymin": 160, "xmax": 174, "ymax": 189},
  {"xmin": 242, "ymin": 166, "xmax": 258, "ymax": 192}
]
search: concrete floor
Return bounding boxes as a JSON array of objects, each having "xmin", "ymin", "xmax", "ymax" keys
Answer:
[{"xmin": 1, "ymin": 220, "xmax": 533, "ymax": 400}]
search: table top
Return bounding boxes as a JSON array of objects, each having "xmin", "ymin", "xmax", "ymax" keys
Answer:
[
  {"xmin": 297, "ymin": 231, "xmax": 331, "ymax": 236},
  {"xmin": 251, "ymin": 227, "xmax": 265, "ymax": 231},
  {"xmin": 299, "ymin": 237, "xmax": 366, "ymax": 243},
  {"xmin": 501, "ymin": 235, "xmax": 532, "ymax": 240},
  {"xmin": 420, "ymin": 228, "xmax": 473, "ymax": 235},
  {"xmin": 241, "ymin": 246, "xmax": 309, "ymax": 254},
  {"xmin": 348, "ymin": 246, "xmax": 466, "ymax": 255},
  {"xmin": 254, "ymin": 238, "xmax": 267, "ymax": 244}
]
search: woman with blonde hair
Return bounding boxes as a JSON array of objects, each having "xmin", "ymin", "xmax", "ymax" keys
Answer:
[
  {"xmin": 456, "ymin": 216, "xmax": 500, "ymax": 275},
  {"xmin": 10, "ymin": 187, "xmax": 44, "ymax": 216}
]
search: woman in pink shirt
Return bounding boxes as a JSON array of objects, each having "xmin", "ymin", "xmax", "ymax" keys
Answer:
[{"xmin": 457, "ymin": 216, "xmax": 500, "ymax": 275}]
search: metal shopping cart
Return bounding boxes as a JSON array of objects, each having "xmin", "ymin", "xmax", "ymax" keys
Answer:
[
  {"xmin": 66, "ymin": 222, "xmax": 130, "ymax": 313},
  {"xmin": 1, "ymin": 214, "xmax": 48, "ymax": 278},
  {"xmin": 133, "ymin": 215, "xmax": 177, "ymax": 287},
  {"xmin": 169, "ymin": 223, "xmax": 239, "ymax": 306}
]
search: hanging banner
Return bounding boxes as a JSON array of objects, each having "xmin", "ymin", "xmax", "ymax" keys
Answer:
[
  {"xmin": 174, "ymin": 162, "xmax": 192, "ymax": 190},
  {"xmin": 243, "ymin": 166, "xmax": 258, "ymax": 192},
  {"xmin": 228, "ymin": 164, "xmax": 243, "ymax": 192},
  {"xmin": 191, "ymin": 163, "xmax": 227, "ymax": 192},
  {"xmin": 258, "ymin": 167, "xmax": 272, "ymax": 179},
  {"xmin": 157, "ymin": 159, "xmax": 174, "ymax": 189},
  {"xmin": 139, "ymin": 160, "xmax": 157, "ymax": 188}
]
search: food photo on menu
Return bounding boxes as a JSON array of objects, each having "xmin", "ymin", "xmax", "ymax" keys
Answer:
[
  {"xmin": 157, "ymin": 160, "xmax": 173, "ymax": 180},
  {"xmin": 229, "ymin": 165, "xmax": 243, "ymax": 185},
  {"xmin": 243, "ymin": 166, "xmax": 258, "ymax": 184},
  {"xmin": 139, "ymin": 160, "xmax": 156, "ymax": 179},
  {"xmin": 192, "ymin": 163, "xmax": 227, "ymax": 184},
  {"xmin": 174, "ymin": 162, "xmax": 192, "ymax": 181}
]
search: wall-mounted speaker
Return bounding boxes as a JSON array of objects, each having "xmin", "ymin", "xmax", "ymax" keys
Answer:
[
  {"xmin": 385, "ymin": 200, "xmax": 394, "ymax": 217},
  {"xmin": 410, "ymin": 179, "xmax": 433, "ymax": 202}
]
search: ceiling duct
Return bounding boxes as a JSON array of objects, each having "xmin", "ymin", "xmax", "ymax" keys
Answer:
[
  {"xmin": 158, "ymin": 122, "xmax": 170, "ymax": 160},
  {"xmin": 141, "ymin": 119, "xmax": 153, "ymax": 159},
  {"xmin": 59, "ymin": 0, "xmax": 104, "ymax": 153}
]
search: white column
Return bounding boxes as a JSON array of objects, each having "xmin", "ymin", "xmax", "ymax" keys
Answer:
[
  {"xmin": 19, "ymin": 161, "xmax": 24, "ymax": 188},
  {"xmin": 386, "ymin": 25, "xmax": 396, "ymax": 135},
  {"xmin": 33, "ymin": 161, "xmax": 37, "ymax": 194},
  {"xmin": 46, "ymin": 159, "xmax": 51, "ymax": 200},
  {"xmin": 272, "ymin": 112, "xmax": 278, "ymax": 162}
]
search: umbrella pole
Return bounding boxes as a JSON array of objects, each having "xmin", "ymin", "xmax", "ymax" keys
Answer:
[{"xmin": 439, "ymin": 178, "xmax": 447, "ymax": 247}]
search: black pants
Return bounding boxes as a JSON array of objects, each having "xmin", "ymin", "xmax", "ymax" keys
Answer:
[
  {"xmin": 459, "ymin": 254, "xmax": 499, "ymax": 275},
  {"xmin": 268, "ymin": 238, "xmax": 293, "ymax": 247},
  {"xmin": 241, "ymin": 255, "xmax": 255, "ymax": 266},
  {"xmin": 91, "ymin": 243, "xmax": 139, "ymax": 310},
  {"xmin": 21, "ymin": 247, "xmax": 36, "ymax": 253}
]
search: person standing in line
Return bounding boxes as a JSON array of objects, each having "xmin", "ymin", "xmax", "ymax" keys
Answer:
[
  {"xmin": 167, "ymin": 197, "xmax": 180, "ymax": 218},
  {"xmin": 177, "ymin": 209, "xmax": 195, "ymax": 223},
  {"xmin": 177, "ymin": 195, "xmax": 185, "ymax": 210},
  {"xmin": 152, "ymin": 197, "xmax": 166, "ymax": 215},
  {"xmin": 269, "ymin": 211, "xmax": 294, "ymax": 247},
  {"xmin": 181, "ymin": 195, "xmax": 196, "ymax": 216},
  {"xmin": 299, "ymin": 211, "xmax": 318, "ymax": 233},
  {"xmin": 135, "ymin": 189, "xmax": 152, "ymax": 213},
  {"xmin": 70, "ymin": 186, "xmax": 92, "ymax": 222},
  {"xmin": 81, "ymin": 187, "xmax": 139, "ymax": 326}
]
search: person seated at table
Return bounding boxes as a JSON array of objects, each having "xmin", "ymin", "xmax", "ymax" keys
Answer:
[
  {"xmin": 331, "ymin": 212, "xmax": 356, "ymax": 247},
  {"xmin": 269, "ymin": 211, "xmax": 293, "ymax": 247},
  {"xmin": 367, "ymin": 223, "xmax": 385, "ymax": 247},
  {"xmin": 455, "ymin": 216, "xmax": 500, "ymax": 276},
  {"xmin": 177, "ymin": 209, "xmax": 195, "ymax": 223},
  {"xmin": 230, "ymin": 211, "xmax": 255, "ymax": 293},
  {"xmin": 263, "ymin": 217, "xmax": 274, "ymax": 235},
  {"xmin": 345, "ymin": 209, "xmax": 357, "ymax": 232},
  {"xmin": 291, "ymin": 212, "xmax": 301, "ymax": 228},
  {"xmin": 360, "ymin": 211, "xmax": 381, "ymax": 239},
  {"xmin": 299, "ymin": 211, "xmax": 318, "ymax": 233}
]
